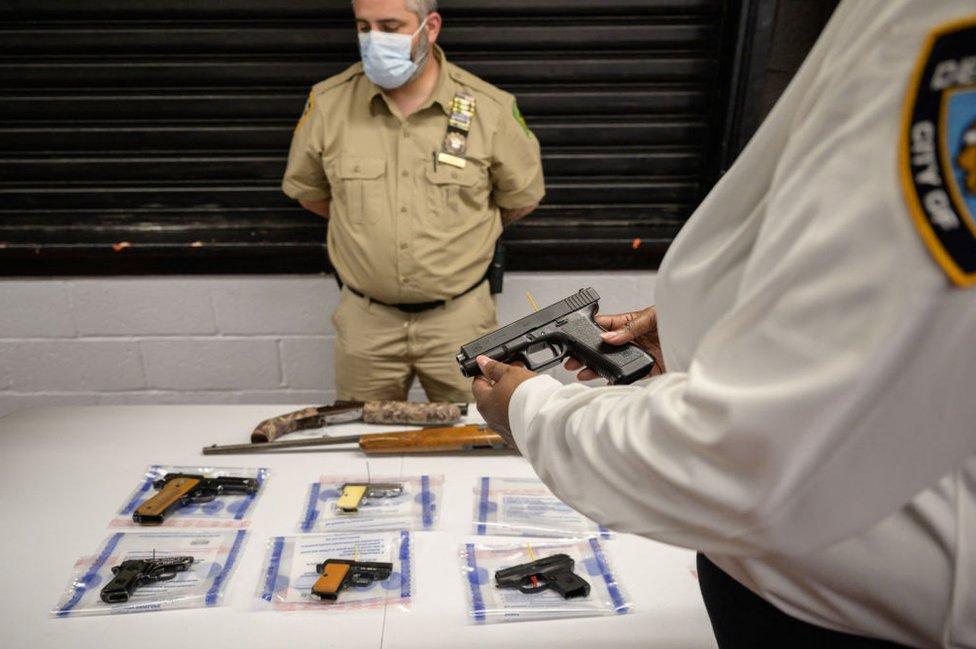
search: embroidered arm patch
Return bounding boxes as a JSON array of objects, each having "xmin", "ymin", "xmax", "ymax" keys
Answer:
[{"xmin": 900, "ymin": 17, "xmax": 976, "ymax": 287}]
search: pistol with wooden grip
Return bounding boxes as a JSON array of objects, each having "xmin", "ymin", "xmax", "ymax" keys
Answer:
[
  {"xmin": 133, "ymin": 473, "xmax": 260, "ymax": 525},
  {"xmin": 100, "ymin": 555, "xmax": 194, "ymax": 603},
  {"xmin": 311, "ymin": 559, "xmax": 393, "ymax": 601},
  {"xmin": 457, "ymin": 288, "xmax": 654, "ymax": 385}
]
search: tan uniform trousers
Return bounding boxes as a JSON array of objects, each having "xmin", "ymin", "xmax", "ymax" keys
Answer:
[{"xmin": 332, "ymin": 281, "xmax": 497, "ymax": 403}]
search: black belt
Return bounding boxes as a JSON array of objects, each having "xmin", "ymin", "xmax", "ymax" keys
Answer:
[{"xmin": 343, "ymin": 277, "xmax": 487, "ymax": 314}]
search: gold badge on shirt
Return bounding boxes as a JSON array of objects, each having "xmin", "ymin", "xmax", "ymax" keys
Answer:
[
  {"xmin": 899, "ymin": 17, "xmax": 976, "ymax": 287},
  {"xmin": 438, "ymin": 92, "xmax": 476, "ymax": 169}
]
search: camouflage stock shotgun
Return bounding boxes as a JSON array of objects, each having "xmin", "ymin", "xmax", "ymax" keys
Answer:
[{"xmin": 251, "ymin": 401, "xmax": 466, "ymax": 443}]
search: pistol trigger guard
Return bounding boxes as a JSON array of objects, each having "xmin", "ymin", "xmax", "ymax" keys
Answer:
[
  {"xmin": 146, "ymin": 569, "xmax": 177, "ymax": 583},
  {"xmin": 520, "ymin": 341, "xmax": 565, "ymax": 371},
  {"xmin": 517, "ymin": 578, "xmax": 548, "ymax": 594},
  {"xmin": 187, "ymin": 488, "xmax": 218, "ymax": 504}
]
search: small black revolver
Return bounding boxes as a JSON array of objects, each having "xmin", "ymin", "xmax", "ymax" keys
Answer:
[
  {"xmin": 495, "ymin": 553, "xmax": 591, "ymax": 599},
  {"xmin": 133, "ymin": 473, "xmax": 260, "ymax": 525},
  {"xmin": 100, "ymin": 555, "xmax": 194, "ymax": 604},
  {"xmin": 311, "ymin": 559, "xmax": 393, "ymax": 601},
  {"xmin": 457, "ymin": 288, "xmax": 654, "ymax": 385}
]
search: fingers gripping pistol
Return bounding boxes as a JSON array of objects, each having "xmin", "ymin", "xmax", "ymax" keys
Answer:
[{"xmin": 457, "ymin": 288, "xmax": 654, "ymax": 385}]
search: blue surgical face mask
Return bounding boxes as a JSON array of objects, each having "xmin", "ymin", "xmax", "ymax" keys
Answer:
[{"xmin": 358, "ymin": 18, "xmax": 429, "ymax": 90}]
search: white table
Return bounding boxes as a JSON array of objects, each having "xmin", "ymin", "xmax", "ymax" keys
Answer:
[{"xmin": 0, "ymin": 405, "xmax": 717, "ymax": 649}]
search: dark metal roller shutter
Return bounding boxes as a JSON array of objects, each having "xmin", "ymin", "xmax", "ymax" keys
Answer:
[{"xmin": 0, "ymin": 0, "xmax": 743, "ymax": 275}]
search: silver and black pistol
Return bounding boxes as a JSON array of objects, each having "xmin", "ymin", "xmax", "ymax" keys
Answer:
[{"xmin": 456, "ymin": 288, "xmax": 654, "ymax": 385}]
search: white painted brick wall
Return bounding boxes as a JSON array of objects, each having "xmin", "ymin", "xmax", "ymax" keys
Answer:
[
  {"xmin": 72, "ymin": 279, "xmax": 217, "ymax": 336},
  {"xmin": 0, "ymin": 281, "xmax": 75, "ymax": 337},
  {"xmin": 0, "ymin": 272, "xmax": 656, "ymax": 419}
]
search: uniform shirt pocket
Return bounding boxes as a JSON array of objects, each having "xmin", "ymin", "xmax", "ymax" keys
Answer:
[
  {"xmin": 332, "ymin": 156, "xmax": 388, "ymax": 226},
  {"xmin": 424, "ymin": 163, "xmax": 489, "ymax": 227}
]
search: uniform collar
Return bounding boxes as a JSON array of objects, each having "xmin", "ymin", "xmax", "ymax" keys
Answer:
[{"xmin": 367, "ymin": 45, "xmax": 456, "ymax": 117}]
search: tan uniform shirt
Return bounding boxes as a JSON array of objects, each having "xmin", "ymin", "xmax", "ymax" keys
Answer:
[{"xmin": 282, "ymin": 47, "xmax": 545, "ymax": 304}]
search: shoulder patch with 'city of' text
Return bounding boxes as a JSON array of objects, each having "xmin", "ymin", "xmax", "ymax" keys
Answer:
[{"xmin": 900, "ymin": 17, "xmax": 976, "ymax": 287}]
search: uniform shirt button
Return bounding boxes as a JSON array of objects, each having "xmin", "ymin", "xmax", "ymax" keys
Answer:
[
  {"xmin": 402, "ymin": 170, "xmax": 409, "ymax": 178},
  {"xmin": 451, "ymin": 172, "xmax": 458, "ymax": 179},
  {"xmin": 400, "ymin": 243, "xmax": 408, "ymax": 250},
  {"xmin": 354, "ymin": 165, "xmax": 361, "ymax": 173},
  {"xmin": 400, "ymin": 207, "xmax": 408, "ymax": 214}
]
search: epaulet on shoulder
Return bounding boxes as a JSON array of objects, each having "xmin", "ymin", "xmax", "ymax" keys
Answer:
[
  {"xmin": 310, "ymin": 63, "xmax": 364, "ymax": 97},
  {"xmin": 447, "ymin": 65, "xmax": 512, "ymax": 108}
]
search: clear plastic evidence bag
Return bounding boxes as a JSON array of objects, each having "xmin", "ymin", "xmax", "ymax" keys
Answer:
[
  {"xmin": 112, "ymin": 465, "xmax": 269, "ymax": 528},
  {"xmin": 300, "ymin": 474, "xmax": 441, "ymax": 532},
  {"xmin": 460, "ymin": 537, "xmax": 631, "ymax": 624},
  {"xmin": 473, "ymin": 477, "xmax": 611, "ymax": 538},
  {"xmin": 53, "ymin": 530, "xmax": 248, "ymax": 617},
  {"xmin": 258, "ymin": 531, "xmax": 413, "ymax": 611}
]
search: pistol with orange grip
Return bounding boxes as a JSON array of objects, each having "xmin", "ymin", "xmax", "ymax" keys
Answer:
[
  {"xmin": 133, "ymin": 473, "xmax": 260, "ymax": 525},
  {"xmin": 311, "ymin": 559, "xmax": 393, "ymax": 601}
]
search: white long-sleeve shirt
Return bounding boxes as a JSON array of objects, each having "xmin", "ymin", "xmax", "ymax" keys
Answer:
[{"xmin": 508, "ymin": 2, "xmax": 976, "ymax": 647}]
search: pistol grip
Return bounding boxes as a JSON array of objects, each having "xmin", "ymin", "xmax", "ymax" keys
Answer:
[
  {"xmin": 548, "ymin": 571, "xmax": 591, "ymax": 599},
  {"xmin": 133, "ymin": 477, "xmax": 201, "ymax": 525},
  {"xmin": 100, "ymin": 564, "xmax": 143, "ymax": 603},
  {"xmin": 337, "ymin": 484, "xmax": 369, "ymax": 512},
  {"xmin": 562, "ymin": 311, "xmax": 654, "ymax": 385},
  {"xmin": 312, "ymin": 561, "xmax": 351, "ymax": 600}
]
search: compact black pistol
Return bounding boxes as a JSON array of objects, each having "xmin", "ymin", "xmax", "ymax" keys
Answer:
[
  {"xmin": 133, "ymin": 473, "xmax": 260, "ymax": 525},
  {"xmin": 100, "ymin": 555, "xmax": 194, "ymax": 604},
  {"xmin": 494, "ymin": 553, "xmax": 590, "ymax": 599},
  {"xmin": 311, "ymin": 559, "xmax": 393, "ymax": 601},
  {"xmin": 457, "ymin": 287, "xmax": 654, "ymax": 385}
]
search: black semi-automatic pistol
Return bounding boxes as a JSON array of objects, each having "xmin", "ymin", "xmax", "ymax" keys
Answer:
[
  {"xmin": 457, "ymin": 288, "xmax": 654, "ymax": 385},
  {"xmin": 311, "ymin": 559, "xmax": 393, "ymax": 601},
  {"xmin": 495, "ymin": 553, "xmax": 591, "ymax": 599},
  {"xmin": 133, "ymin": 473, "xmax": 260, "ymax": 525},
  {"xmin": 100, "ymin": 555, "xmax": 194, "ymax": 603}
]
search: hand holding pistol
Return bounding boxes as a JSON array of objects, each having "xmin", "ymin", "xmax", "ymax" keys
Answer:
[{"xmin": 457, "ymin": 288, "xmax": 654, "ymax": 385}]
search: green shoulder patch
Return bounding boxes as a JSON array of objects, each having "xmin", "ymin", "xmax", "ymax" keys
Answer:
[
  {"xmin": 900, "ymin": 16, "xmax": 976, "ymax": 287},
  {"xmin": 513, "ymin": 102, "xmax": 533, "ymax": 139},
  {"xmin": 293, "ymin": 92, "xmax": 315, "ymax": 133}
]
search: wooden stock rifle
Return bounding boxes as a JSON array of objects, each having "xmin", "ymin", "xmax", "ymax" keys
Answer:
[{"xmin": 202, "ymin": 424, "xmax": 510, "ymax": 456}]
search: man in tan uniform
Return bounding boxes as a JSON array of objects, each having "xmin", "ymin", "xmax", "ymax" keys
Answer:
[{"xmin": 282, "ymin": 0, "xmax": 545, "ymax": 403}]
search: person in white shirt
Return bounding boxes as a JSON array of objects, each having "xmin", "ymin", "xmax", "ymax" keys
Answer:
[{"xmin": 472, "ymin": 1, "xmax": 976, "ymax": 647}]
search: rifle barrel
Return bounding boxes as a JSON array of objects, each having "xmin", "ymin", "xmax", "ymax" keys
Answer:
[
  {"xmin": 203, "ymin": 434, "xmax": 363, "ymax": 455},
  {"xmin": 202, "ymin": 425, "xmax": 508, "ymax": 455}
]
